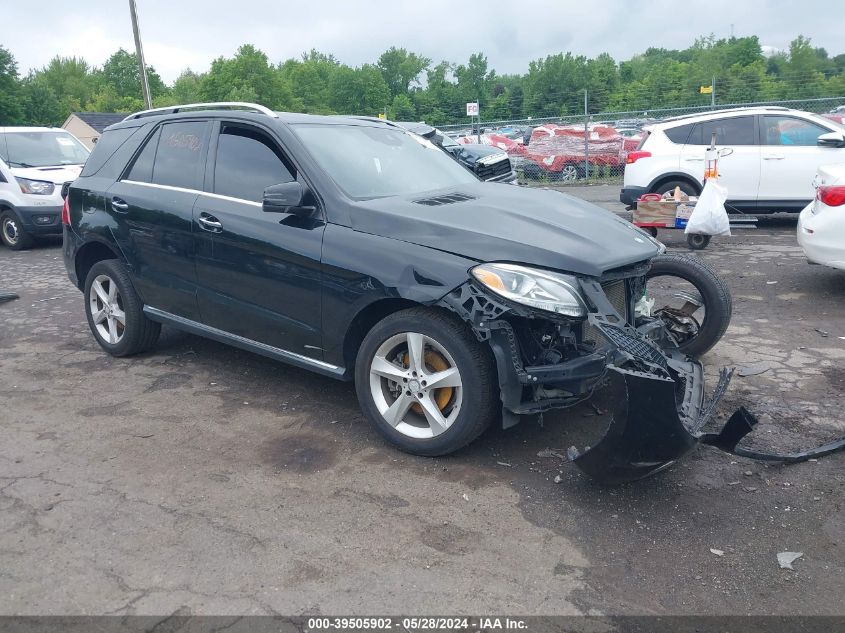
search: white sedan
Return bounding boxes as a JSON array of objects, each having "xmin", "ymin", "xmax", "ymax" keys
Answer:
[{"xmin": 798, "ymin": 163, "xmax": 845, "ymax": 270}]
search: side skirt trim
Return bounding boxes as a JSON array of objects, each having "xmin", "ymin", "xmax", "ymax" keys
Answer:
[{"xmin": 143, "ymin": 306, "xmax": 347, "ymax": 380}]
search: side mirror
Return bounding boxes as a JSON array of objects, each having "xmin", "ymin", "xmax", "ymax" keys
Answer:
[
  {"xmin": 263, "ymin": 181, "xmax": 316, "ymax": 217},
  {"xmin": 817, "ymin": 131, "xmax": 845, "ymax": 148}
]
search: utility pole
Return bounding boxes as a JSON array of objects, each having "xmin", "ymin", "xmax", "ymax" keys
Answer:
[
  {"xmin": 711, "ymin": 76, "xmax": 716, "ymax": 109},
  {"xmin": 128, "ymin": 0, "xmax": 152, "ymax": 109}
]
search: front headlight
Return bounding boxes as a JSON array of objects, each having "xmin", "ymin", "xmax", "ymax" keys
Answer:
[
  {"xmin": 471, "ymin": 263, "xmax": 587, "ymax": 317},
  {"xmin": 16, "ymin": 177, "xmax": 55, "ymax": 195}
]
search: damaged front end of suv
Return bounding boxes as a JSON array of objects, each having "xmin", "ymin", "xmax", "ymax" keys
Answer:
[{"xmin": 439, "ymin": 257, "xmax": 733, "ymax": 484}]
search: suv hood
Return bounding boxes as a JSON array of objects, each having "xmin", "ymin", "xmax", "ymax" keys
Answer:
[
  {"xmin": 348, "ymin": 184, "xmax": 659, "ymax": 277},
  {"xmin": 10, "ymin": 164, "xmax": 83, "ymax": 184}
]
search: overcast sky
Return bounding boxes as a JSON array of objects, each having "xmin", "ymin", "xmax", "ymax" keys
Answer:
[{"xmin": 1, "ymin": 0, "xmax": 839, "ymax": 83}]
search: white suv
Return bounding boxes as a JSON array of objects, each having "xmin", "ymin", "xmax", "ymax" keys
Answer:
[
  {"xmin": 621, "ymin": 107, "xmax": 845, "ymax": 213},
  {"xmin": 0, "ymin": 127, "xmax": 89, "ymax": 249}
]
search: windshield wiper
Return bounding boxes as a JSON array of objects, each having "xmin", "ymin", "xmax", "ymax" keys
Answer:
[{"xmin": 6, "ymin": 160, "xmax": 35, "ymax": 168}]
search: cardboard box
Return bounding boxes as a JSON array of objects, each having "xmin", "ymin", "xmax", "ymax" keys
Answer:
[{"xmin": 634, "ymin": 197, "xmax": 698, "ymax": 228}]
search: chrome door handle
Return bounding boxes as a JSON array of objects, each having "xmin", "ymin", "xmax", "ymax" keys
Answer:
[
  {"xmin": 111, "ymin": 197, "xmax": 129, "ymax": 212},
  {"xmin": 198, "ymin": 214, "xmax": 222, "ymax": 231},
  {"xmin": 763, "ymin": 154, "xmax": 785, "ymax": 160}
]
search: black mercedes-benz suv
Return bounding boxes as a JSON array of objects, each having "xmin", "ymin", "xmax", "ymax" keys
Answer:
[{"xmin": 63, "ymin": 102, "xmax": 733, "ymax": 483}]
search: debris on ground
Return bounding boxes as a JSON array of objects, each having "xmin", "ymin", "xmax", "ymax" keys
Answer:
[
  {"xmin": 815, "ymin": 329, "xmax": 829, "ymax": 338},
  {"xmin": 553, "ymin": 475, "xmax": 562, "ymax": 484},
  {"xmin": 461, "ymin": 493, "xmax": 469, "ymax": 501},
  {"xmin": 496, "ymin": 461, "xmax": 512, "ymax": 467},
  {"xmin": 777, "ymin": 551, "xmax": 803, "ymax": 570},
  {"xmin": 710, "ymin": 548, "xmax": 725, "ymax": 557},
  {"xmin": 537, "ymin": 448, "xmax": 567, "ymax": 460},
  {"xmin": 0, "ymin": 291, "xmax": 19, "ymax": 303},
  {"xmin": 738, "ymin": 364, "xmax": 770, "ymax": 377}
]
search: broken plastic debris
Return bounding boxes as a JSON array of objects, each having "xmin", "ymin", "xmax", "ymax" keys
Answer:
[
  {"xmin": 710, "ymin": 548, "xmax": 724, "ymax": 557},
  {"xmin": 738, "ymin": 364, "xmax": 770, "ymax": 377},
  {"xmin": 777, "ymin": 551, "xmax": 803, "ymax": 570}
]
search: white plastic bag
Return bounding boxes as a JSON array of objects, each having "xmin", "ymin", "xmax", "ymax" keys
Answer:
[{"xmin": 685, "ymin": 179, "xmax": 731, "ymax": 236}]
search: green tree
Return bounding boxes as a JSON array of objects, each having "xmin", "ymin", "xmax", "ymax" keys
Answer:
[
  {"xmin": 20, "ymin": 80, "xmax": 63, "ymax": 126},
  {"xmin": 390, "ymin": 93, "xmax": 416, "ymax": 120},
  {"xmin": 0, "ymin": 45, "xmax": 22, "ymax": 125},
  {"xmin": 201, "ymin": 44, "xmax": 293, "ymax": 109},
  {"xmin": 329, "ymin": 64, "xmax": 390, "ymax": 115},
  {"xmin": 169, "ymin": 69, "xmax": 204, "ymax": 104},
  {"xmin": 377, "ymin": 47, "xmax": 430, "ymax": 99},
  {"xmin": 98, "ymin": 48, "xmax": 167, "ymax": 101}
]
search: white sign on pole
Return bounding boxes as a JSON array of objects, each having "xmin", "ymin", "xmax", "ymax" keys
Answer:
[{"xmin": 466, "ymin": 102, "xmax": 479, "ymax": 117}]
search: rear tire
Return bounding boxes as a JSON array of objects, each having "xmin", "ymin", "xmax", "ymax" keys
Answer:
[
  {"xmin": 84, "ymin": 259, "xmax": 161, "ymax": 357},
  {"xmin": 354, "ymin": 307, "xmax": 497, "ymax": 456},
  {"xmin": 653, "ymin": 179, "xmax": 700, "ymax": 198},
  {"xmin": 1, "ymin": 212, "xmax": 34, "ymax": 250},
  {"xmin": 646, "ymin": 254, "xmax": 732, "ymax": 357}
]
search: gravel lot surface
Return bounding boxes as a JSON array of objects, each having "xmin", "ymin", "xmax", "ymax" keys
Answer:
[{"xmin": 1, "ymin": 186, "xmax": 842, "ymax": 616}]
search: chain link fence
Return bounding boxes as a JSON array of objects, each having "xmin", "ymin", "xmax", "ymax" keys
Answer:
[{"xmin": 436, "ymin": 96, "xmax": 845, "ymax": 186}]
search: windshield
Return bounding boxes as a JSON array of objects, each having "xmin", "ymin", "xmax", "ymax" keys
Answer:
[
  {"xmin": 1, "ymin": 131, "xmax": 89, "ymax": 168},
  {"xmin": 294, "ymin": 124, "xmax": 478, "ymax": 199}
]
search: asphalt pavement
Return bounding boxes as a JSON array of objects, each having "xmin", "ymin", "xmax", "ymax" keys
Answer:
[{"xmin": 0, "ymin": 187, "xmax": 842, "ymax": 616}]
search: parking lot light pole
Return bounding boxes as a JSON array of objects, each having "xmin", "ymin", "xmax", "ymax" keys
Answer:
[{"xmin": 128, "ymin": 0, "xmax": 152, "ymax": 109}]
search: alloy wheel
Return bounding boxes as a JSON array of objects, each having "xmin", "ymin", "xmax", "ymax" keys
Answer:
[
  {"xmin": 368, "ymin": 332, "xmax": 463, "ymax": 439},
  {"xmin": 559, "ymin": 165, "xmax": 580, "ymax": 182},
  {"xmin": 88, "ymin": 274, "xmax": 126, "ymax": 344}
]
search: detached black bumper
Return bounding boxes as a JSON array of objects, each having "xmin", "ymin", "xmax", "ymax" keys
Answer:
[
  {"xmin": 569, "ymin": 360, "xmax": 732, "ymax": 484},
  {"xmin": 439, "ymin": 280, "xmax": 735, "ymax": 484}
]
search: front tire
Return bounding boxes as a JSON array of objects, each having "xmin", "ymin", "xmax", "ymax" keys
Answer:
[
  {"xmin": 83, "ymin": 259, "xmax": 161, "ymax": 357},
  {"xmin": 1, "ymin": 212, "xmax": 34, "ymax": 250},
  {"xmin": 355, "ymin": 307, "xmax": 497, "ymax": 456}
]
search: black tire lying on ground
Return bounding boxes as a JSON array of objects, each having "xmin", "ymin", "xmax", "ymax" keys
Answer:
[{"xmin": 646, "ymin": 253, "xmax": 732, "ymax": 358}]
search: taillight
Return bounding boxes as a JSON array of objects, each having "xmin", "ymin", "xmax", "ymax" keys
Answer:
[
  {"xmin": 61, "ymin": 197, "xmax": 70, "ymax": 225},
  {"xmin": 626, "ymin": 151, "xmax": 652, "ymax": 164},
  {"xmin": 817, "ymin": 185, "xmax": 845, "ymax": 207}
]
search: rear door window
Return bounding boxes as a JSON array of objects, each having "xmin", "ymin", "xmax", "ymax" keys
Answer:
[
  {"xmin": 689, "ymin": 116, "xmax": 756, "ymax": 146},
  {"xmin": 762, "ymin": 115, "xmax": 830, "ymax": 146},
  {"xmin": 212, "ymin": 125, "xmax": 295, "ymax": 203},
  {"xmin": 151, "ymin": 121, "xmax": 208, "ymax": 189}
]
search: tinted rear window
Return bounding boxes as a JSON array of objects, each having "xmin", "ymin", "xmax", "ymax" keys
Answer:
[
  {"xmin": 689, "ymin": 116, "xmax": 755, "ymax": 146},
  {"xmin": 80, "ymin": 127, "xmax": 138, "ymax": 177},
  {"xmin": 152, "ymin": 122, "xmax": 207, "ymax": 189}
]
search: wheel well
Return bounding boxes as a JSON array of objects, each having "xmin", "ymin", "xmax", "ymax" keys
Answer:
[
  {"xmin": 342, "ymin": 298, "xmax": 420, "ymax": 368},
  {"xmin": 74, "ymin": 242, "xmax": 122, "ymax": 290},
  {"xmin": 649, "ymin": 175, "xmax": 702, "ymax": 195}
]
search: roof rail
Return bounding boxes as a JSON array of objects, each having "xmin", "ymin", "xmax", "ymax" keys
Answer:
[
  {"xmin": 121, "ymin": 102, "xmax": 278, "ymax": 122},
  {"xmin": 660, "ymin": 105, "xmax": 791, "ymax": 124}
]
